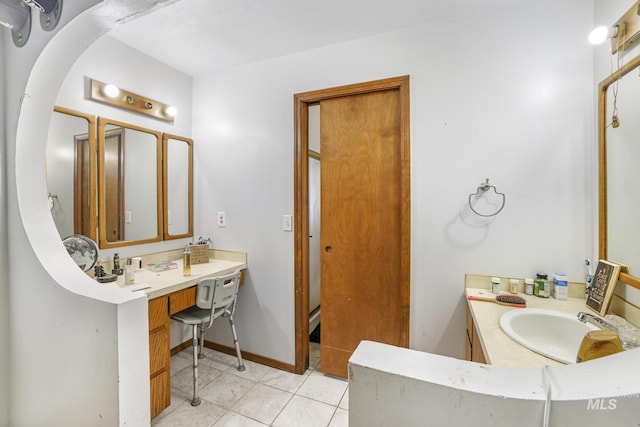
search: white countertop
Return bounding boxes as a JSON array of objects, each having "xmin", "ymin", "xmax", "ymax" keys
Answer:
[
  {"xmin": 466, "ymin": 287, "xmax": 593, "ymax": 367},
  {"xmin": 108, "ymin": 258, "xmax": 247, "ymax": 299}
]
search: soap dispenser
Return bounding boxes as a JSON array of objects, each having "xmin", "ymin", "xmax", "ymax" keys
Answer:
[{"xmin": 183, "ymin": 245, "xmax": 191, "ymax": 276}]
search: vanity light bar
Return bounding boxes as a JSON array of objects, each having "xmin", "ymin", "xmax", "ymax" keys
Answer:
[
  {"xmin": 610, "ymin": 1, "xmax": 640, "ymax": 53},
  {"xmin": 88, "ymin": 78, "xmax": 176, "ymax": 123}
]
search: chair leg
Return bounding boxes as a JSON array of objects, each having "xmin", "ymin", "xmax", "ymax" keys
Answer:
[
  {"xmin": 190, "ymin": 324, "xmax": 201, "ymax": 406},
  {"xmin": 228, "ymin": 314, "xmax": 246, "ymax": 371},
  {"xmin": 198, "ymin": 325, "xmax": 205, "ymax": 359}
]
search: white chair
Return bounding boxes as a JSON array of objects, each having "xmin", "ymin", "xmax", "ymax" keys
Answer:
[{"xmin": 170, "ymin": 269, "xmax": 245, "ymax": 406}]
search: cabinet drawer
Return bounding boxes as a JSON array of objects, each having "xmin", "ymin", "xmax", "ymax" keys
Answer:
[
  {"xmin": 149, "ymin": 327, "xmax": 169, "ymax": 375},
  {"xmin": 150, "ymin": 370, "xmax": 170, "ymax": 419},
  {"xmin": 169, "ymin": 286, "xmax": 196, "ymax": 315},
  {"xmin": 149, "ymin": 296, "xmax": 168, "ymax": 330}
]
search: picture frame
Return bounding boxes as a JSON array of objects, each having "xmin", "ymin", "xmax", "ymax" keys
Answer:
[{"xmin": 586, "ymin": 259, "xmax": 622, "ymax": 316}]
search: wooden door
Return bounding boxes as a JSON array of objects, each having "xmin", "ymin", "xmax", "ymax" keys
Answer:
[
  {"xmin": 319, "ymin": 88, "xmax": 409, "ymax": 378},
  {"xmin": 74, "ymin": 135, "xmax": 92, "ymax": 237},
  {"xmin": 104, "ymin": 128, "xmax": 125, "ymax": 242}
]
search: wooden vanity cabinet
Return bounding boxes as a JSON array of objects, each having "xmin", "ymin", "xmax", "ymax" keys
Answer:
[
  {"xmin": 465, "ymin": 304, "xmax": 487, "ymax": 364},
  {"xmin": 148, "ymin": 286, "xmax": 197, "ymax": 418}
]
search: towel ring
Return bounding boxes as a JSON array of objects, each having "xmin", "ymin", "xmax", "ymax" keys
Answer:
[{"xmin": 468, "ymin": 179, "xmax": 505, "ymax": 217}]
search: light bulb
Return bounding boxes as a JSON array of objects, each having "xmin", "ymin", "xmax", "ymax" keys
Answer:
[
  {"xmin": 165, "ymin": 106, "xmax": 177, "ymax": 117},
  {"xmin": 589, "ymin": 25, "xmax": 619, "ymax": 45},
  {"xmin": 103, "ymin": 84, "xmax": 120, "ymax": 98}
]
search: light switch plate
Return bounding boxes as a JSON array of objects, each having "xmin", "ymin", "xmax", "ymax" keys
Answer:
[
  {"xmin": 218, "ymin": 211, "xmax": 226, "ymax": 227},
  {"xmin": 283, "ymin": 214, "xmax": 293, "ymax": 231}
]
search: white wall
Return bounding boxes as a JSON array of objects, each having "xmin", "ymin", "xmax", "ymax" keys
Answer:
[
  {"xmin": 5, "ymin": 1, "xmax": 177, "ymax": 426},
  {"xmin": 193, "ymin": 0, "xmax": 595, "ymax": 363},
  {"xmin": 0, "ymin": 25, "xmax": 9, "ymax": 427}
]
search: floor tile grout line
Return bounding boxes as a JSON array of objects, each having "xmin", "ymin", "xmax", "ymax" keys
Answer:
[{"xmin": 265, "ymin": 387, "xmax": 297, "ymax": 426}]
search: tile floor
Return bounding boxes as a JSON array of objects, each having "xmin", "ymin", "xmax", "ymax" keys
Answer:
[{"xmin": 151, "ymin": 342, "xmax": 348, "ymax": 427}]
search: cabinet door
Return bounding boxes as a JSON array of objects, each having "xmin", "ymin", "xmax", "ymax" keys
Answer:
[
  {"xmin": 465, "ymin": 305, "xmax": 473, "ymax": 360},
  {"xmin": 148, "ymin": 296, "xmax": 170, "ymax": 418},
  {"xmin": 471, "ymin": 323, "xmax": 487, "ymax": 364}
]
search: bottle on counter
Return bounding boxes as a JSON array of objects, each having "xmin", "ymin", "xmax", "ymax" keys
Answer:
[
  {"xmin": 525, "ymin": 278, "xmax": 534, "ymax": 295},
  {"xmin": 509, "ymin": 279, "xmax": 520, "ymax": 294},
  {"xmin": 491, "ymin": 277, "xmax": 500, "ymax": 294},
  {"xmin": 124, "ymin": 258, "xmax": 135, "ymax": 284},
  {"xmin": 112, "ymin": 252, "xmax": 123, "ymax": 275},
  {"xmin": 535, "ymin": 273, "xmax": 549, "ymax": 298},
  {"xmin": 183, "ymin": 245, "xmax": 191, "ymax": 276}
]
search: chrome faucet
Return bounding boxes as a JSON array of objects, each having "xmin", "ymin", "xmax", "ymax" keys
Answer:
[{"xmin": 577, "ymin": 312, "xmax": 618, "ymax": 332}]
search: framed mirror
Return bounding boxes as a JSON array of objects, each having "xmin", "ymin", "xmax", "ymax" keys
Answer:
[
  {"xmin": 97, "ymin": 117, "xmax": 163, "ymax": 248},
  {"xmin": 598, "ymin": 53, "xmax": 640, "ymax": 289},
  {"xmin": 163, "ymin": 133, "xmax": 193, "ymax": 240},
  {"xmin": 46, "ymin": 107, "xmax": 97, "ymax": 241}
]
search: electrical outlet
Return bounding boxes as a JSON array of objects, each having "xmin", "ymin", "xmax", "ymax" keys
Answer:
[
  {"xmin": 125, "ymin": 210, "xmax": 132, "ymax": 224},
  {"xmin": 283, "ymin": 214, "xmax": 293, "ymax": 231},
  {"xmin": 218, "ymin": 211, "xmax": 226, "ymax": 227},
  {"xmin": 167, "ymin": 210, "xmax": 172, "ymax": 225}
]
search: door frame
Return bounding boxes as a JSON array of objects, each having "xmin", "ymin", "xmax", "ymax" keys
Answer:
[{"xmin": 293, "ymin": 76, "xmax": 411, "ymax": 374}]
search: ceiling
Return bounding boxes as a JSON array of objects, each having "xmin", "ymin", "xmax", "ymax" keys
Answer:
[{"xmin": 108, "ymin": 0, "xmax": 528, "ymax": 77}]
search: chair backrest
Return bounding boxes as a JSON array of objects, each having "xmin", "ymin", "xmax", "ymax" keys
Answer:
[{"xmin": 196, "ymin": 269, "xmax": 241, "ymax": 328}]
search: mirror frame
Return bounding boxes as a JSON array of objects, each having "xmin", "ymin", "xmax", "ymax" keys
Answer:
[
  {"xmin": 50, "ymin": 106, "xmax": 97, "ymax": 242},
  {"xmin": 97, "ymin": 117, "xmax": 163, "ymax": 248},
  {"xmin": 162, "ymin": 133, "xmax": 193, "ymax": 240},
  {"xmin": 598, "ymin": 53, "xmax": 640, "ymax": 290}
]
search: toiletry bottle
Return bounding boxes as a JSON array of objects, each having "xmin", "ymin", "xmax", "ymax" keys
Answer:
[
  {"xmin": 535, "ymin": 273, "xmax": 549, "ymax": 298},
  {"xmin": 183, "ymin": 245, "xmax": 191, "ymax": 276},
  {"xmin": 112, "ymin": 252, "xmax": 123, "ymax": 275},
  {"xmin": 524, "ymin": 278, "xmax": 534, "ymax": 295},
  {"xmin": 542, "ymin": 275, "xmax": 550, "ymax": 298},
  {"xmin": 124, "ymin": 258, "xmax": 135, "ymax": 284},
  {"xmin": 534, "ymin": 274, "xmax": 544, "ymax": 297},
  {"xmin": 509, "ymin": 279, "xmax": 520, "ymax": 294},
  {"xmin": 491, "ymin": 277, "xmax": 500, "ymax": 294}
]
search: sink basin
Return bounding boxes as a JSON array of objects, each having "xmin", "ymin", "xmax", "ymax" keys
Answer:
[{"xmin": 500, "ymin": 308, "xmax": 598, "ymax": 364}]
